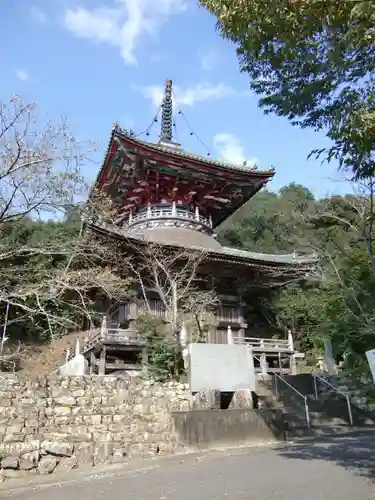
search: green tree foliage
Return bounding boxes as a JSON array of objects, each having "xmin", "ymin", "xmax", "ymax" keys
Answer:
[
  {"xmin": 0, "ymin": 97, "xmax": 131, "ymax": 353},
  {"xmin": 199, "ymin": 0, "xmax": 375, "ymax": 179},
  {"xmin": 136, "ymin": 314, "xmax": 183, "ymax": 381},
  {"xmin": 217, "ymin": 182, "xmax": 375, "ymax": 369},
  {"xmin": 219, "ymin": 183, "xmax": 316, "ymax": 253}
]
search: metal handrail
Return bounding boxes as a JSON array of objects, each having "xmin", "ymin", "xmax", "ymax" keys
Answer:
[
  {"xmin": 275, "ymin": 373, "xmax": 311, "ymax": 428},
  {"xmin": 313, "ymin": 374, "xmax": 353, "ymax": 426}
]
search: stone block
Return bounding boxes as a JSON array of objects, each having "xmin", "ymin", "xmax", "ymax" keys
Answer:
[
  {"xmin": 83, "ymin": 415, "xmax": 102, "ymax": 425},
  {"xmin": 1, "ymin": 456, "xmax": 19, "ymax": 469},
  {"xmin": 99, "ymin": 406, "xmax": 116, "ymax": 415},
  {"xmin": 38, "ymin": 456, "xmax": 58, "ymax": 475},
  {"xmin": 20, "ymin": 451, "xmax": 39, "ymax": 469},
  {"xmin": 94, "ymin": 442, "xmax": 113, "ymax": 465},
  {"xmin": 54, "ymin": 406, "xmax": 72, "ymax": 416},
  {"xmin": 55, "ymin": 455, "xmax": 78, "ymax": 473},
  {"xmin": 19, "ymin": 457, "xmax": 36, "ymax": 471},
  {"xmin": 74, "ymin": 443, "xmax": 94, "ymax": 465},
  {"xmin": 55, "ymin": 396, "xmax": 76, "ymax": 406},
  {"xmin": 229, "ymin": 389, "xmax": 253, "ymax": 409},
  {"xmin": 41, "ymin": 441, "xmax": 74, "ymax": 457},
  {"xmin": 3, "ymin": 432, "xmax": 26, "ymax": 444},
  {"xmin": 71, "ymin": 389, "xmax": 85, "ymax": 397},
  {"xmin": 110, "ymin": 447, "xmax": 127, "ymax": 463},
  {"xmin": 192, "ymin": 390, "xmax": 220, "ymax": 409}
]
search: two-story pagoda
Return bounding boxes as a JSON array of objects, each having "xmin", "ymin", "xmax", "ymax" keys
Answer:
[{"xmin": 80, "ymin": 79, "xmax": 317, "ymax": 377}]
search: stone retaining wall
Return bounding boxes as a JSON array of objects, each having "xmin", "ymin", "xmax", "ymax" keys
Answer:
[{"xmin": 0, "ymin": 375, "xmax": 190, "ymax": 480}]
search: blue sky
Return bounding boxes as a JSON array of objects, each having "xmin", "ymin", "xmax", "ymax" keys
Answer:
[{"xmin": 2, "ymin": 0, "xmax": 350, "ymax": 198}]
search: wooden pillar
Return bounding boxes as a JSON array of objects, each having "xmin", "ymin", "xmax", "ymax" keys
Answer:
[
  {"xmin": 237, "ymin": 328, "xmax": 245, "ymax": 343},
  {"xmin": 128, "ymin": 301, "xmax": 137, "ymax": 320},
  {"xmin": 99, "ymin": 346, "xmax": 106, "ymax": 376}
]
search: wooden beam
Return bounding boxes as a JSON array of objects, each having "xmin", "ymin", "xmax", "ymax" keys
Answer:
[{"xmin": 104, "ymin": 362, "xmax": 142, "ymax": 370}]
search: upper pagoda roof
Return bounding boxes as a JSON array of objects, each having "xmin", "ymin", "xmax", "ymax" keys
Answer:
[
  {"xmin": 95, "ymin": 78, "xmax": 274, "ymax": 212},
  {"xmin": 110, "ymin": 127, "xmax": 274, "ymax": 178}
]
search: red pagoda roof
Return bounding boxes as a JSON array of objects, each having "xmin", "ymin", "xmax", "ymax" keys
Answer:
[
  {"xmin": 93, "ymin": 79, "xmax": 275, "ymax": 227},
  {"xmin": 111, "ymin": 129, "xmax": 274, "ymax": 177},
  {"xmin": 87, "ymin": 220, "xmax": 318, "ymax": 285}
]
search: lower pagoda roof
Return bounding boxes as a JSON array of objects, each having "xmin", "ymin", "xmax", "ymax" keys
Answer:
[{"xmin": 87, "ymin": 220, "xmax": 318, "ymax": 280}]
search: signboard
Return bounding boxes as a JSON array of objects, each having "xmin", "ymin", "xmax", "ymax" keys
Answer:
[
  {"xmin": 189, "ymin": 343, "xmax": 256, "ymax": 392},
  {"xmin": 366, "ymin": 348, "xmax": 375, "ymax": 382}
]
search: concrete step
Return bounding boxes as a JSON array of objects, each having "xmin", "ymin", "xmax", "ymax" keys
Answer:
[
  {"xmin": 257, "ymin": 376, "xmax": 375, "ymax": 428},
  {"xmin": 285, "ymin": 425, "xmax": 375, "ymax": 441},
  {"xmin": 289, "ymin": 425, "xmax": 375, "ymax": 442}
]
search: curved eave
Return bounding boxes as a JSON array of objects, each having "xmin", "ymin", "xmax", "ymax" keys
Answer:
[
  {"xmin": 86, "ymin": 220, "xmax": 318, "ymax": 272},
  {"xmin": 114, "ymin": 130, "xmax": 275, "ymax": 178}
]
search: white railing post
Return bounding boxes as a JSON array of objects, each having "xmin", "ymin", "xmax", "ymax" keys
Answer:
[
  {"xmin": 304, "ymin": 396, "xmax": 311, "ymax": 427},
  {"xmin": 209, "ymin": 214, "xmax": 213, "ymax": 228},
  {"xmin": 227, "ymin": 325, "xmax": 234, "ymax": 344},
  {"xmin": 260, "ymin": 353, "xmax": 268, "ymax": 376},
  {"xmin": 75, "ymin": 338, "xmax": 80, "ymax": 357},
  {"xmin": 195, "ymin": 205, "xmax": 200, "ymax": 221},
  {"xmin": 288, "ymin": 329, "xmax": 294, "ymax": 351},
  {"xmin": 172, "ymin": 200, "xmax": 177, "ymax": 217},
  {"xmin": 346, "ymin": 395, "xmax": 353, "ymax": 426},
  {"xmin": 147, "ymin": 204, "xmax": 151, "ymax": 218},
  {"xmin": 274, "ymin": 374, "xmax": 278, "ymax": 400},
  {"xmin": 101, "ymin": 316, "xmax": 107, "ymax": 341}
]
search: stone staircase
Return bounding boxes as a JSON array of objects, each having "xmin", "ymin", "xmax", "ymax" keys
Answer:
[{"xmin": 256, "ymin": 373, "xmax": 375, "ymax": 439}]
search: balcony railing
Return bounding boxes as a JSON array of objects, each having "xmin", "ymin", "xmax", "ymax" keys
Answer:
[
  {"xmin": 104, "ymin": 328, "xmax": 145, "ymax": 345},
  {"xmin": 124, "ymin": 206, "xmax": 212, "ymax": 230},
  {"xmin": 233, "ymin": 336, "xmax": 293, "ymax": 352}
]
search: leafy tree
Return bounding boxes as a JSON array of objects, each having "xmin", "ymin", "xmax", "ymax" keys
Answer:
[
  {"xmin": 199, "ymin": 0, "xmax": 375, "ymax": 179},
  {"xmin": 0, "ymin": 98, "xmax": 132, "ymax": 357},
  {"xmin": 135, "ymin": 314, "xmax": 182, "ymax": 381},
  {"xmin": 218, "ymin": 181, "xmax": 375, "ymax": 370},
  {"xmin": 218, "ymin": 184, "xmax": 316, "ymax": 253}
]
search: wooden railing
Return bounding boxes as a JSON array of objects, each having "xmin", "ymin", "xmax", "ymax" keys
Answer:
[
  {"xmin": 233, "ymin": 336, "xmax": 293, "ymax": 352},
  {"xmin": 104, "ymin": 328, "xmax": 145, "ymax": 345},
  {"xmin": 120, "ymin": 302, "xmax": 244, "ymax": 323},
  {"xmin": 136, "ymin": 300, "xmax": 166, "ymax": 318}
]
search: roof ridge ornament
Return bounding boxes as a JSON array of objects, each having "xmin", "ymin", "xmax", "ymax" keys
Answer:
[
  {"xmin": 160, "ymin": 78, "xmax": 173, "ymax": 142},
  {"xmin": 158, "ymin": 78, "xmax": 182, "ymax": 151}
]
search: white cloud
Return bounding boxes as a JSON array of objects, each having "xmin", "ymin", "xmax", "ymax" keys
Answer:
[
  {"xmin": 63, "ymin": 0, "xmax": 187, "ymax": 65},
  {"xmin": 200, "ymin": 49, "xmax": 218, "ymax": 71},
  {"xmin": 30, "ymin": 7, "xmax": 46, "ymax": 24},
  {"xmin": 141, "ymin": 82, "xmax": 248, "ymax": 108},
  {"xmin": 16, "ymin": 69, "xmax": 29, "ymax": 82},
  {"xmin": 214, "ymin": 133, "xmax": 258, "ymax": 167}
]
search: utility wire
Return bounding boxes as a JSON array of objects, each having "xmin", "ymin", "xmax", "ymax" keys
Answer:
[
  {"xmin": 171, "ymin": 88, "xmax": 212, "ymax": 156},
  {"xmin": 132, "ymin": 105, "xmax": 162, "ymax": 139}
]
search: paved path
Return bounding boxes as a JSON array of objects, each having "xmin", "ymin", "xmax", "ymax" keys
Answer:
[{"xmin": 2, "ymin": 435, "xmax": 375, "ymax": 500}]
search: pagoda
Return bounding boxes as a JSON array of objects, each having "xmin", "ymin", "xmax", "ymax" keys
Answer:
[{"xmin": 79, "ymin": 79, "xmax": 317, "ymax": 377}]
